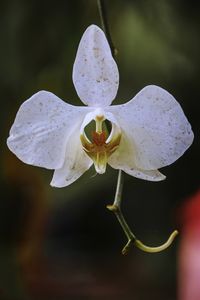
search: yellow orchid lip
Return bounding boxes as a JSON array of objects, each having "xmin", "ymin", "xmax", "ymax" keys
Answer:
[
  {"xmin": 80, "ymin": 115, "xmax": 121, "ymax": 174},
  {"xmin": 80, "ymin": 131, "xmax": 121, "ymax": 174}
]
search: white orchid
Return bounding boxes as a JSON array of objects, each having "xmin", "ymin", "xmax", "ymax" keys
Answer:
[{"xmin": 7, "ymin": 25, "xmax": 194, "ymax": 188}]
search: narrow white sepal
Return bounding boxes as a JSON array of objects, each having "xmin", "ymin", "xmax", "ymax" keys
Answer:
[
  {"xmin": 122, "ymin": 167, "xmax": 166, "ymax": 182},
  {"xmin": 108, "ymin": 133, "xmax": 166, "ymax": 181},
  {"xmin": 72, "ymin": 24, "xmax": 119, "ymax": 107},
  {"xmin": 50, "ymin": 127, "xmax": 93, "ymax": 187}
]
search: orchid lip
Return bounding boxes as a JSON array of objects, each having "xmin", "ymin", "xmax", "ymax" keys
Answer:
[{"xmin": 80, "ymin": 113, "xmax": 121, "ymax": 174}]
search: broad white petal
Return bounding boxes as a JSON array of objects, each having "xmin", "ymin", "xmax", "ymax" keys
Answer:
[
  {"xmin": 108, "ymin": 85, "xmax": 194, "ymax": 170},
  {"xmin": 51, "ymin": 125, "xmax": 93, "ymax": 187},
  {"xmin": 108, "ymin": 134, "xmax": 166, "ymax": 181},
  {"xmin": 7, "ymin": 91, "xmax": 89, "ymax": 169},
  {"xmin": 72, "ymin": 24, "xmax": 119, "ymax": 107}
]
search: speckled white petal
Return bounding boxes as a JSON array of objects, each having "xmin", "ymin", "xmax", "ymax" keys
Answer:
[
  {"xmin": 108, "ymin": 85, "xmax": 194, "ymax": 170},
  {"xmin": 7, "ymin": 91, "xmax": 89, "ymax": 169},
  {"xmin": 72, "ymin": 24, "xmax": 119, "ymax": 107},
  {"xmin": 124, "ymin": 168, "xmax": 166, "ymax": 181},
  {"xmin": 108, "ymin": 134, "xmax": 166, "ymax": 181},
  {"xmin": 51, "ymin": 125, "xmax": 93, "ymax": 187}
]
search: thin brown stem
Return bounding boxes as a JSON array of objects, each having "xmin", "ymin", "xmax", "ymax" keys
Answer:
[{"xmin": 97, "ymin": 0, "xmax": 117, "ymax": 57}]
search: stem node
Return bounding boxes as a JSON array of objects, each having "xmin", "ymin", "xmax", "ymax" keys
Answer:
[{"xmin": 106, "ymin": 204, "xmax": 118, "ymax": 212}]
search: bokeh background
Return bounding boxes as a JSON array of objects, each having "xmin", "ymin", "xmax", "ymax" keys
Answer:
[{"xmin": 0, "ymin": 0, "xmax": 199, "ymax": 299}]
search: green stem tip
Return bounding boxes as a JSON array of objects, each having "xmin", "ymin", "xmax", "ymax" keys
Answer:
[{"xmin": 134, "ymin": 230, "xmax": 179, "ymax": 254}]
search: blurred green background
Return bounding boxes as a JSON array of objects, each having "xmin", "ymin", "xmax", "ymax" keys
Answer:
[{"xmin": 0, "ymin": 0, "xmax": 199, "ymax": 299}]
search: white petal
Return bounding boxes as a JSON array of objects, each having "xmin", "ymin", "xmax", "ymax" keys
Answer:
[
  {"xmin": 108, "ymin": 134, "xmax": 166, "ymax": 181},
  {"xmin": 125, "ymin": 169, "xmax": 166, "ymax": 181},
  {"xmin": 7, "ymin": 91, "xmax": 89, "ymax": 169},
  {"xmin": 51, "ymin": 126, "xmax": 93, "ymax": 187},
  {"xmin": 108, "ymin": 85, "xmax": 194, "ymax": 170},
  {"xmin": 72, "ymin": 24, "xmax": 119, "ymax": 107}
]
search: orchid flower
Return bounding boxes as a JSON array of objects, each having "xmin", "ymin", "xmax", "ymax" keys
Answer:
[{"xmin": 7, "ymin": 25, "xmax": 194, "ymax": 188}]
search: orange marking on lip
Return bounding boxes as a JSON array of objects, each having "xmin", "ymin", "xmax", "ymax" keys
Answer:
[
  {"xmin": 92, "ymin": 131, "xmax": 107, "ymax": 146},
  {"xmin": 80, "ymin": 126, "xmax": 121, "ymax": 174}
]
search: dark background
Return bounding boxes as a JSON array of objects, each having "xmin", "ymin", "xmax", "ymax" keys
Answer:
[{"xmin": 0, "ymin": 0, "xmax": 199, "ymax": 299}]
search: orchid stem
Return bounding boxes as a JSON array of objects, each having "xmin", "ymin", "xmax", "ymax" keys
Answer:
[
  {"xmin": 97, "ymin": 1, "xmax": 178, "ymax": 255},
  {"xmin": 107, "ymin": 171, "xmax": 135, "ymax": 241},
  {"xmin": 97, "ymin": 0, "xmax": 117, "ymax": 58},
  {"xmin": 107, "ymin": 171, "xmax": 178, "ymax": 255}
]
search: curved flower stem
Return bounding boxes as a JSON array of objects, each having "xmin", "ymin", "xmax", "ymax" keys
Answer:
[
  {"xmin": 107, "ymin": 171, "xmax": 178, "ymax": 255},
  {"xmin": 97, "ymin": 0, "xmax": 117, "ymax": 57}
]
